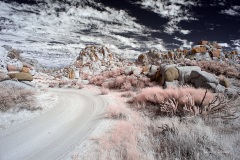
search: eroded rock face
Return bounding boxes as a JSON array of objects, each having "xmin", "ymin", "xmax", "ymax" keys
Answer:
[
  {"xmin": 137, "ymin": 50, "xmax": 163, "ymax": 65},
  {"xmin": 192, "ymin": 45, "xmax": 207, "ymax": 54},
  {"xmin": 77, "ymin": 46, "xmax": 114, "ymax": 66}
]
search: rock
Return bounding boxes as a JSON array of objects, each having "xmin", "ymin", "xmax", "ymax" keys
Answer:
[
  {"xmin": 225, "ymin": 88, "xmax": 237, "ymax": 97},
  {"xmin": 192, "ymin": 45, "xmax": 207, "ymax": 54},
  {"xmin": 194, "ymin": 52, "xmax": 212, "ymax": 61},
  {"xmin": 190, "ymin": 70, "xmax": 219, "ymax": 84},
  {"xmin": 82, "ymin": 80, "xmax": 89, "ymax": 85},
  {"xmin": 150, "ymin": 65, "xmax": 158, "ymax": 73},
  {"xmin": 8, "ymin": 72, "xmax": 33, "ymax": 81},
  {"xmin": 190, "ymin": 70, "xmax": 219, "ymax": 89},
  {"xmin": 7, "ymin": 64, "xmax": 18, "ymax": 72},
  {"xmin": 198, "ymin": 40, "xmax": 208, "ymax": 45},
  {"xmin": 74, "ymin": 70, "xmax": 80, "ymax": 79},
  {"xmin": 176, "ymin": 66, "xmax": 202, "ymax": 84},
  {"xmin": 215, "ymin": 84, "xmax": 225, "ymax": 93},
  {"xmin": 22, "ymin": 62, "xmax": 34, "ymax": 70},
  {"xmin": 164, "ymin": 67, "xmax": 179, "ymax": 82},
  {"xmin": 22, "ymin": 67, "xmax": 30, "ymax": 73},
  {"xmin": 164, "ymin": 80, "xmax": 179, "ymax": 88},
  {"xmin": 133, "ymin": 69, "xmax": 141, "ymax": 76},
  {"xmin": 0, "ymin": 70, "xmax": 10, "ymax": 82},
  {"xmin": 124, "ymin": 66, "xmax": 133, "ymax": 75},
  {"xmin": 210, "ymin": 49, "xmax": 220, "ymax": 58},
  {"xmin": 29, "ymin": 69, "xmax": 36, "ymax": 76},
  {"xmin": 7, "ymin": 49, "xmax": 21, "ymax": 60},
  {"xmin": 137, "ymin": 54, "xmax": 148, "ymax": 64},
  {"xmin": 7, "ymin": 61, "xmax": 23, "ymax": 71}
]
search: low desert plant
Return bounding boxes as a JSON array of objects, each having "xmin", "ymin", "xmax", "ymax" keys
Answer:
[
  {"xmin": 130, "ymin": 86, "xmax": 214, "ymax": 117},
  {"xmin": 106, "ymin": 105, "xmax": 128, "ymax": 119},
  {"xmin": 98, "ymin": 120, "xmax": 141, "ymax": 160},
  {"xmin": 100, "ymin": 88, "xmax": 109, "ymax": 95},
  {"xmin": 0, "ymin": 83, "xmax": 36, "ymax": 111},
  {"xmin": 186, "ymin": 60, "xmax": 240, "ymax": 78},
  {"xmin": 145, "ymin": 117, "xmax": 236, "ymax": 160},
  {"xmin": 90, "ymin": 68, "xmax": 153, "ymax": 91}
]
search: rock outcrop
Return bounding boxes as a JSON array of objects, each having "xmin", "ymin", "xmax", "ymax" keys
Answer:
[{"xmin": 9, "ymin": 72, "xmax": 33, "ymax": 81}]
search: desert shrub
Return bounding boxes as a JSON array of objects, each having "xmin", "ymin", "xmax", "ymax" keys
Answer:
[
  {"xmin": 0, "ymin": 83, "xmax": 37, "ymax": 111},
  {"xmin": 98, "ymin": 120, "xmax": 140, "ymax": 159},
  {"xmin": 100, "ymin": 88, "xmax": 109, "ymax": 95},
  {"xmin": 186, "ymin": 60, "xmax": 240, "ymax": 78},
  {"xmin": 106, "ymin": 105, "xmax": 128, "ymax": 119},
  {"xmin": 89, "ymin": 67, "xmax": 153, "ymax": 91},
  {"xmin": 131, "ymin": 86, "xmax": 238, "ymax": 119},
  {"xmin": 130, "ymin": 86, "xmax": 215, "ymax": 117},
  {"xmin": 121, "ymin": 91, "xmax": 135, "ymax": 97},
  {"xmin": 145, "ymin": 117, "xmax": 235, "ymax": 160}
]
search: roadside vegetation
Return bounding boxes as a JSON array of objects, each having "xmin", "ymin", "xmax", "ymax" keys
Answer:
[{"xmin": 0, "ymin": 83, "xmax": 37, "ymax": 112}]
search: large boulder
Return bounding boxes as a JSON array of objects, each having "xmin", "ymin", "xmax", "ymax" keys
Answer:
[
  {"xmin": 176, "ymin": 66, "xmax": 201, "ymax": 84},
  {"xmin": 8, "ymin": 72, "xmax": 33, "ymax": 81},
  {"xmin": 137, "ymin": 50, "xmax": 163, "ymax": 64},
  {"xmin": 210, "ymin": 49, "xmax": 220, "ymax": 58},
  {"xmin": 192, "ymin": 45, "xmax": 207, "ymax": 54},
  {"xmin": 194, "ymin": 52, "xmax": 212, "ymax": 61},
  {"xmin": 7, "ymin": 64, "xmax": 18, "ymax": 72},
  {"xmin": 164, "ymin": 67, "xmax": 179, "ymax": 82},
  {"xmin": 189, "ymin": 70, "xmax": 219, "ymax": 88}
]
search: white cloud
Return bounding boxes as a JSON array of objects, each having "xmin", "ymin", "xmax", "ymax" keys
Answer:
[
  {"xmin": 221, "ymin": 6, "xmax": 240, "ymax": 16},
  {"xmin": 180, "ymin": 29, "xmax": 191, "ymax": 34},
  {"xmin": 218, "ymin": 43, "xmax": 230, "ymax": 47},
  {"xmin": 135, "ymin": 0, "xmax": 198, "ymax": 35},
  {"xmin": 174, "ymin": 37, "xmax": 193, "ymax": 48},
  {"xmin": 0, "ymin": 1, "xmax": 166, "ymax": 66}
]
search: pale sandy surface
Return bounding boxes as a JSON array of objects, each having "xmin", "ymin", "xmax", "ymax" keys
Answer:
[{"xmin": 0, "ymin": 88, "xmax": 108, "ymax": 160}]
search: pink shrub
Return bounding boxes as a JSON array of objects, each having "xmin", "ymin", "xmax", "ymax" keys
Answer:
[
  {"xmin": 106, "ymin": 105, "xmax": 128, "ymax": 119},
  {"xmin": 90, "ymin": 75, "xmax": 105, "ymax": 86},
  {"xmin": 100, "ymin": 88, "xmax": 110, "ymax": 95},
  {"xmin": 90, "ymin": 67, "xmax": 152, "ymax": 91},
  {"xmin": 99, "ymin": 120, "xmax": 140, "ymax": 159},
  {"xmin": 131, "ymin": 86, "xmax": 215, "ymax": 116}
]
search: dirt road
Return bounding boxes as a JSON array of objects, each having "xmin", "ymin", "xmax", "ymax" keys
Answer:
[{"xmin": 0, "ymin": 88, "xmax": 107, "ymax": 160}]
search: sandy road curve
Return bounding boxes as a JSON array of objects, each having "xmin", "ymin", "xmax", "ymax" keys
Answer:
[{"xmin": 0, "ymin": 88, "xmax": 108, "ymax": 160}]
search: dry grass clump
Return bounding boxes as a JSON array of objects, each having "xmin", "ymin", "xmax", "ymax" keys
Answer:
[
  {"xmin": 90, "ymin": 68, "xmax": 153, "ymax": 91},
  {"xmin": 0, "ymin": 83, "xmax": 37, "ymax": 111},
  {"xmin": 143, "ymin": 117, "xmax": 239, "ymax": 160},
  {"xmin": 121, "ymin": 91, "xmax": 135, "ymax": 98},
  {"xmin": 106, "ymin": 105, "xmax": 128, "ymax": 119}
]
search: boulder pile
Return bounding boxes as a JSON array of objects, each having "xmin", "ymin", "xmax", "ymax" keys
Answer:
[
  {"xmin": 137, "ymin": 40, "xmax": 239, "ymax": 63},
  {"xmin": 0, "ymin": 46, "xmax": 36, "ymax": 81}
]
